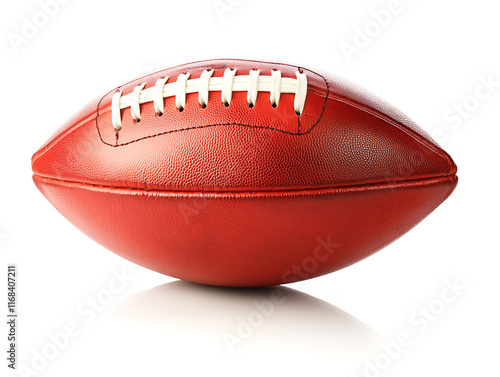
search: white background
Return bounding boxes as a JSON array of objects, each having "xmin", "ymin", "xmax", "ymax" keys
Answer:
[{"xmin": 1, "ymin": 0, "xmax": 499, "ymax": 376}]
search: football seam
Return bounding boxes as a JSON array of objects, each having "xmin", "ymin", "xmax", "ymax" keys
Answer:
[{"xmin": 32, "ymin": 174, "xmax": 457, "ymax": 195}]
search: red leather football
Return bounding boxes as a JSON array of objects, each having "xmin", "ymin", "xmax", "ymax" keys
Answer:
[{"xmin": 32, "ymin": 59, "xmax": 457, "ymax": 287}]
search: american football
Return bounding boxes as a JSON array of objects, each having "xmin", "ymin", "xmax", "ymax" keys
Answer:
[{"xmin": 32, "ymin": 59, "xmax": 457, "ymax": 287}]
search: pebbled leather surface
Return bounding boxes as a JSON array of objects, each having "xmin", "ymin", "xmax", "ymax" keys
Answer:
[
  {"xmin": 32, "ymin": 59, "xmax": 458, "ymax": 286},
  {"xmin": 32, "ymin": 59, "xmax": 456, "ymax": 192},
  {"xmin": 34, "ymin": 175, "xmax": 457, "ymax": 287}
]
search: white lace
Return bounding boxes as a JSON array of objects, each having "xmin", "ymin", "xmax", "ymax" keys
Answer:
[{"xmin": 111, "ymin": 68, "xmax": 308, "ymax": 131}]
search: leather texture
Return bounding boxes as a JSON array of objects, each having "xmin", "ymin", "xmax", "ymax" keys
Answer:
[{"xmin": 32, "ymin": 59, "xmax": 458, "ymax": 287}]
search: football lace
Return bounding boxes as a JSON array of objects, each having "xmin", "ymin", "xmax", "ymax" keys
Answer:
[{"xmin": 111, "ymin": 68, "xmax": 308, "ymax": 131}]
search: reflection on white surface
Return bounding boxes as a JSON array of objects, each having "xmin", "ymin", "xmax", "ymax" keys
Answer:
[{"xmin": 63, "ymin": 281, "xmax": 384, "ymax": 377}]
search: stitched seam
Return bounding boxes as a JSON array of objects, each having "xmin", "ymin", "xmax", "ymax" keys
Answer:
[
  {"xmin": 34, "ymin": 174, "xmax": 456, "ymax": 194},
  {"xmin": 95, "ymin": 65, "xmax": 330, "ymax": 147},
  {"xmin": 325, "ymin": 93, "xmax": 454, "ymax": 173}
]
